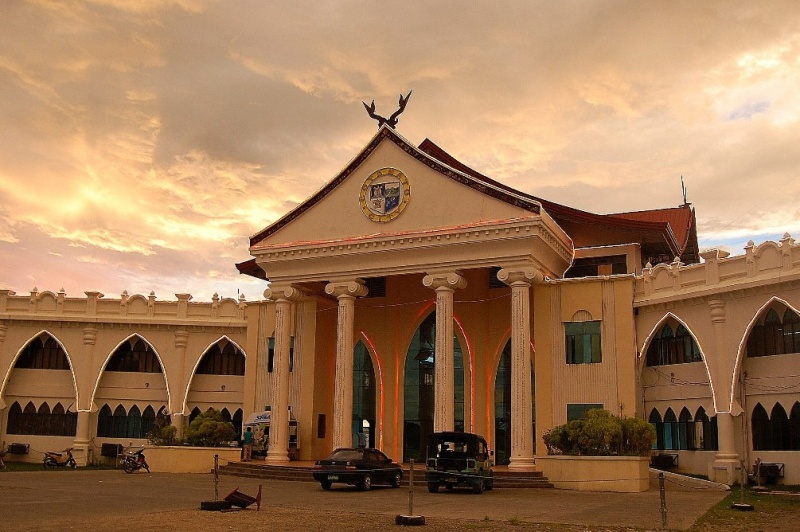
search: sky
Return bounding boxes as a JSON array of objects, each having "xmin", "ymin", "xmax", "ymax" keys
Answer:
[{"xmin": 1, "ymin": 1, "xmax": 799, "ymax": 302}]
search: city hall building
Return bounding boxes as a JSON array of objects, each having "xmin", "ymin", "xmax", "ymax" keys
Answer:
[{"xmin": 1, "ymin": 125, "xmax": 798, "ymax": 485}]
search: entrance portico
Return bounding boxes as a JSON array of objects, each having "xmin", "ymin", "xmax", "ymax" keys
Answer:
[{"xmin": 242, "ymin": 126, "xmax": 572, "ymax": 465}]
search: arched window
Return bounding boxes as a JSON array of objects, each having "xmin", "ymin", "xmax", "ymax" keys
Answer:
[
  {"xmin": 127, "ymin": 405, "xmax": 142, "ymax": 439},
  {"xmin": 232, "ymin": 408, "xmax": 243, "ymax": 436},
  {"xmin": 107, "ymin": 338, "xmax": 161, "ymax": 373},
  {"xmin": 695, "ymin": 407, "xmax": 718, "ymax": 451},
  {"xmin": 197, "ymin": 341, "xmax": 245, "ymax": 375},
  {"xmin": 663, "ymin": 409, "xmax": 677, "ymax": 450},
  {"xmin": 679, "ymin": 408, "xmax": 692, "ymax": 450},
  {"xmin": 220, "ymin": 408, "xmax": 232, "ymax": 422},
  {"xmin": 189, "ymin": 407, "xmax": 202, "ymax": 425},
  {"xmin": 646, "ymin": 323, "xmax": 702, "ymax": 366},
  {"xmin": 649, "ymin": 409, "xmax": 664, "ymax": 450},
  {"xmin": 97, "ymin": 404, "xmax": 113, "ymax": 437},
  {"xmin": 37, "ymin": 403, "xmax": 51, "ymax": 436},
  {"xmin": 771, "ymin": 404, "xmax": 790, "ymax": 451},
  {"xmin": 784, "ymin": 309, "xmax": 800, "ymax": 355},
  {"xmin": 790, "ymin": 402, "xmax": 800, "ymax": 451},
  {"xmin": 748, "ymin": 308, "xmax": 790, "ymax": 358},
  {"xmin": 7, "ymin": 402, "xmax": 23, "ymax": 434},
  {"xmin": 112, "ymin": 405, "xmax": 128, "ymax": 438},
  {"xmin": 752, "ymin": 403, "xmax": 771, "ymax": 451},
  {"xmin": 15, "ymin": 336, "xmax": 70, "ymax": 370},
  {"xmin": 142, "ymin": 406, "xmax": 156, "ymax": 439}
]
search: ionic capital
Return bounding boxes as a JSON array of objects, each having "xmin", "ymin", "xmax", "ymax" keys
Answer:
[
  {"xmin": 497, "ymin": 267, "xmax": 542, "ymax": 286},
  {"xmin": 264, "ymin": 284, "xmax": 306, "ymax": 302},
  {"xmin": 324, "ymin": 279, "xmax": 369, "ymax": 299},
  {"xmin": 422, "ymin": 271, "xmax": 467, "ymax": 291}
]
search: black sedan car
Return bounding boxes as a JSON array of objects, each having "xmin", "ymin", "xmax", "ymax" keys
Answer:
[{"xmin": 312, "ymin": 447, "xmax": 403, "ymax": 490}]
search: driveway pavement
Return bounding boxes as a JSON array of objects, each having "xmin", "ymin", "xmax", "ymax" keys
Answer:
[{"xmin": 0, "ymin": 470, "xmax": 728, "ymax": 531}]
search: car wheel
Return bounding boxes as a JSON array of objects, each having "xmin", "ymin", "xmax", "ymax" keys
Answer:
[
  {"xmin": 427, "ymin": 482, "xmax": 439, "ymax": 493},
  {"xmin": 320, "ymin": 480, "xmax": 332, "ymax": 490},
  {"xmin": 360, "ymin": 474, "xmax": 372, "ymax": 491},
  {"xmin": 485, "ymin": 478, "xmax": 493, "ymax": 491},
  {"xmin": 472, "ymin": 479, "xmax": 485, "ymax": 494},
  {"xmin": 391, "ymin": 471, "xmax": 402, "ymax": 488}
]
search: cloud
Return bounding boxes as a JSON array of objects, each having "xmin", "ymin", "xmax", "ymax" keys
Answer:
[{"xmin": 2, "ymin": 1, "xmax": 800, "ymax": 299}]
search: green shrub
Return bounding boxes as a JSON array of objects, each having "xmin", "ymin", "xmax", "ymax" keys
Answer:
[
  {"xmin": 543, "ymin": 409, "xmax": 655, "ymax": 456},
  {"xmin": 184, "ymin": 408, "xmax": 236, "ymax": 447},
  {"xmin": 147, "ymin": 416, "xmax": 178, "ymax": 446}
]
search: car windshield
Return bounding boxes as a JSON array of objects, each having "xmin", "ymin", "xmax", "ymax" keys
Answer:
[
  {"xmin": 427, "ymin": 434, "xmax": 485, "ymax": 458},
  {"xmin": 326, "ymin": 449, "xmax": 364, "ymax": 461}
]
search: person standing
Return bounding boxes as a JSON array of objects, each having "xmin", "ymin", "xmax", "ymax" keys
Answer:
[{"xmin": 242, "ymin": 426, "xmax": 253, "ymax": 462}]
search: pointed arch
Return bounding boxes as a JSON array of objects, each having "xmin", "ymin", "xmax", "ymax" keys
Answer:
[
  {"xmin": 733, "ymin": 297, "xmax": 800, "ymax": 414},
  {"xmin": 1, "ymin": 330, "xmax": 79, "ymax": 412},
  {"xmin": 97, "ymin": 404, "xmax": 113, "ymax": 437},
  {"xmin": 640, "ymin": 313, "xmax": 716, "ymax": 410},
  {"xmin": 771, "ymin": 403, "xmax": 790, "ymax": 451},
  {"xmin": 752, "ymin": 403, "xmax": 770, "ymax": 451},
  {"xmin": 180, "ymin": 335, "xmax": 246, "ymax": 416},
  {"xmin": 90, "ymin": 334, "xmax": 172, "ymax": 415},
  {"xmin": 648, "ymin": 408, "xmax": 663, "ymax": 450},
  {"xmin": 358, "ymin": 332, "xmax": 385, "ymax": 451},
  {"xmin": 790, "ymin": 402, "xmax": 800, "ymax": 451}
]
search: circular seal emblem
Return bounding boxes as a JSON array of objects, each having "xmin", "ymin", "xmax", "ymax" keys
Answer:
[{"xmin": 359, "ymin": 167, "xmax": 410, "ymax": 222}]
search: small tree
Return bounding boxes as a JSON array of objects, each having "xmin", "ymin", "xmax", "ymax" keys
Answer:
[
  {"xmin": 184, "ymin": 408, "xmax": 236, "ymax": 447},
  {"xmin": 543, "ymin": 409, "xmax": 655, "ymax": 456},
  {"xmin": 147, "ymin": 413, "xmax": 178, "ymax": 446}
]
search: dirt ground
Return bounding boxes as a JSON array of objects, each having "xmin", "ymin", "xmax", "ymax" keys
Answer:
[{"xmin": 0, "ymin": 470, "xmax": 731, "ymax": 531}]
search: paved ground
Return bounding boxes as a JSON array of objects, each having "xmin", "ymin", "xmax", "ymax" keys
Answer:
[{"xmin": 0, "ymin": 470, "xmax": 728, "ymax": 531}]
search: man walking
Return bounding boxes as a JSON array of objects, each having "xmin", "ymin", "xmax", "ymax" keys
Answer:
[{"xmin": 242, "ymin": 426, "xmax": 253, "ymax": 462}]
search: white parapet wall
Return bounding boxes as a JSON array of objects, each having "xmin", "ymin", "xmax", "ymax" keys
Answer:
[
  {"xmin": 536, "ymin": 455, "xmax": 651, "ymax": 492},
  {"xmin": 144, "ymin": 445, "xmax": 242, "ymax": 473}
]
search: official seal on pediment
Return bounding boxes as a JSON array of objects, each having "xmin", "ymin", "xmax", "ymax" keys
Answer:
[{"xmin": 359, "ymin": 167, "xmax": 410, "ymax": 222}]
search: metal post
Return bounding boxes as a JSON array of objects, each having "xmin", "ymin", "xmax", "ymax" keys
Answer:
[
  {"xmin": 408, "ymin": 459, "xmax": 414, "ymax": 516},
  {"xmin": 659, "ymin": 472, "xmax": 667, "ymax": 530},
  {"xmin": 214, "ymin": 454, "xmax": 219, "ymax": 501}
]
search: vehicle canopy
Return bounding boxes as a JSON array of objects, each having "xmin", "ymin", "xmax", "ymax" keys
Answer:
[{"xmin": 426, "ymin": 431, "xmax": 490, "ymax": 460}]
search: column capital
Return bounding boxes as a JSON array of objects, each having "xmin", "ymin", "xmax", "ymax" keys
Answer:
[
  {"xmin": 324, "ymin": 279, "xmax": 368, "ymax": 299},
  {"xmin": 708, "ymin": 298, "xmax": 726, "ymax": 323},
  {"xmin": 497, "ymin": 267, "xmax": 543, "ymax": 286},
  {"xmin": 422, "ymin": 271, "xmax": 467, "ymax": 291},
  {"xmin": 264, "ymin": 284, "xmax": 306, "ymax": 302}
]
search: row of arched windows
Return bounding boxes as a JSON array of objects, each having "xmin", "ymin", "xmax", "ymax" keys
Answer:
[
  {"xmin": 96, "ymin": 404, "xmax": 164, "ymax": 439},
  {"xmin": 648, "ymin": 407, "xmax": 718, "ymax": 451},
  {"xmin": 747, "ymin": 308, "xmax": 800, "ymax": 358},
  {"xmin": 645, "ymin": 304, "xmax": 800, "ymax": 366},
  {"xmin": 14, "ymin": 337, "xmax": 70, "ymax": 370},
  {"xmin": 751, "ymin": 402, "xmax": 800, "ymax": 451},
  {"xmin": 6, "ymin": 401, "xmax": 78, "ymax": 436},
  {"xmin": 10, "ymin": 334, "xmax": 245, "ymax": 375}
]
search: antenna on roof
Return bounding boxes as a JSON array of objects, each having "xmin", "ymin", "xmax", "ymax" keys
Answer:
[{"xmin": 680, "ymin": 175, "xmax": 688, "ymax": 205}]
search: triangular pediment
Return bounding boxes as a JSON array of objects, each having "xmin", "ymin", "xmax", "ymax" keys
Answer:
[{"xmin": 249, "ymin": 126, "xmax": 542, "ymax": 250}]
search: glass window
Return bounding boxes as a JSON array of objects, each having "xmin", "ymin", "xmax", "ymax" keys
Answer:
[
  {"xmin": 565, "ymin": 321, "xmax": 601, "ymax": 364},
  {"xmin": 646, "ymin": 322, "xmax": 702, "ymax": 366},
  {"xmin": 567, "ymin": 403, "xmax": 602, "ymax": 422}
]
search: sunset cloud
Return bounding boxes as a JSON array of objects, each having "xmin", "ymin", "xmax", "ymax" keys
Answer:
[{"xmin": 1, "ymin": 1, "xmax": 799, "ymax": 300}]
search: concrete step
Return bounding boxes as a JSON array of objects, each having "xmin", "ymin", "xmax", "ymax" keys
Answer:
[{"xmin": 219, "ymin": 462, "xmax": 554, "ymax": 489}]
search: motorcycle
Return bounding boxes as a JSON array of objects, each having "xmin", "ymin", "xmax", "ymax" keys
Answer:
[
  {"xmin": 43, "ymin": 448, "xmax": 77, "ymax": 469},
  {"xmin": 0, "ymin": 444, "xmax": 7, "ymax": 471},
  {"xmin": 122, "ymin": 448, "xmax": 150, "ymax": 474}
]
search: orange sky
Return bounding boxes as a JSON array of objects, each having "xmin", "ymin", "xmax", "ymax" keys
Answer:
[{"xmin": 1, "ymin": 1, "xmax": 799, "ymax": 301}]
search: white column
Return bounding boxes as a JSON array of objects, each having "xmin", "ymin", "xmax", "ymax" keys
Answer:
[
  {"xmin": 73, "ymin": 326, "xmax": 97, "ymax": 466},
  {"xmin": 172, "ymin": 329, "xmax": 189, "ymax": 441},
  {"xmin": 264, "ymin": 285, "xmax": 302, "ymax": 463},
  {"xmin": 498, "ymin": 267, "xmax": 540, "ymax": 471},
  {"xmin": 422, "ymin": 271, "xmax": 466, "ymax": 433},
  {"xmin": 708, "ymin": 299, "xmax": 739, "ymax": 484},
  {"xmin": 325, "ymin": 280, "xmax": 368, "ymax": 450}
]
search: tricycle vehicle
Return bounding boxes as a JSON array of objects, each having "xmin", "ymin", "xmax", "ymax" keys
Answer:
[{"xmin": 425, "ymin": 431, "xmax": 493, "ymax": 494}]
